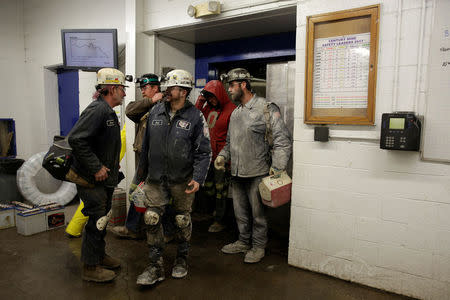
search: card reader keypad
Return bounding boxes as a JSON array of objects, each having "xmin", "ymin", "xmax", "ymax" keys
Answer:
[{"xmin": 385, "ymin": 136, "xmax": 395, "ymax": 147}]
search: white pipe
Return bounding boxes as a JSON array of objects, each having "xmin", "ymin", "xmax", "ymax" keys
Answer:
[
  {"xmin": 413, "ymin": 0, "xmax": 427, "ymax": 112},
  {"xmin": 329, "ymin": 130, "xmax": 380, "ymax": 141},
  {"xmin": 392, "ymin": 0, "xmax": 403, "ymax": 112},
  {"xmin": 125, "ymin": 0, "xmax": 137, "ymax": 200}
]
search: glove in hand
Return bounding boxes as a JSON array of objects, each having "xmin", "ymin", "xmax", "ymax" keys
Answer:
[
  {"xmin": 129, "ymin": 183, "xmax": 138, "ymax": 197},
  {"xmin": 214, "ymin": 156, "xmax": 225, "ymax": 171}
]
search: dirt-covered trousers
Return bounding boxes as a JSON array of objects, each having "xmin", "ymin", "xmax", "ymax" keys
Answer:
[
  {"xmin": 203, "ymin": 168, "xmax": 230, "ymax": 223},
  {"xmin": 78, "ymin": 185, "xmax": 114, "ymax": 265},
  {"xmin": 142, "ymin": 179, "xmax": 195, "ymax": 262},
  {"xmin": 231, "ymin": 175, "xmax": 268, "ymax": 249}
]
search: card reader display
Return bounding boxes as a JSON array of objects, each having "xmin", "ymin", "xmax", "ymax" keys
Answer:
[{"xmin": 380, "ymin": 112, "xmax": 421, "ymax": 151}]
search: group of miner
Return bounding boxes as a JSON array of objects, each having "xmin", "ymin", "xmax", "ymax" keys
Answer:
[{"xmin": 67, "ymin": 67, "xmax": 292, "ymax": 284}]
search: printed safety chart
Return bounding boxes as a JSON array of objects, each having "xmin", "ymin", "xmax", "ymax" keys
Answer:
[{"xmin": 312, "ymin": 33, "xmax": 370, "ymax": 109}]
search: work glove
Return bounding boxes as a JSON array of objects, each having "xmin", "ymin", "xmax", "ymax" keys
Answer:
[
  {"xmin": 269, "ymin": 167, "xmax": 283, "ymax": 176},
  {"xmin": 214, "ymin": 156, "xmax": 225, "ymax": 171},
  {"xmin": 129, "ymin": 183, "xmax": 138, "ymax": 197}
]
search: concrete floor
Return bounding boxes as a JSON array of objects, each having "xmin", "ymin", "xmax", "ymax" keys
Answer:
[{"xmin": 0, "ymin": 214, "xmax": 414, "ymax": 300}]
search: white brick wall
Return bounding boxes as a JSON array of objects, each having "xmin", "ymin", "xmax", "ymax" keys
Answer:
[
  {"xmin": 1, "ymin": 0, "xmax": 126, "ymax": 159},
  {"xmin": 0, "ymin": 0, "xmax": 27, "ymax": 157},
  {"xmin": 78, "ymin": 71, "xmax": 97, "ymax": 114},
  {"xmin": 289, "ymin": 1, "xmax": 450, "ymax": 299}
]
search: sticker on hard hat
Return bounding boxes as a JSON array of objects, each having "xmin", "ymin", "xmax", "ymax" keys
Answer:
[
  {"xmin": 176, "ymin": 120, "xmax": 191, "ymax": 130},
  {"xmin": 105, "ymin": 79, "xmax": 120, "ymax": 83}
]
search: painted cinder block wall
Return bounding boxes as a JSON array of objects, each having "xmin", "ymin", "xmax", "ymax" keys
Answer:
[
  {"xmin": 289, "ymin": 1, "xmax": 450, "ymax": 299},
  {"xmin": 1, "ymin": 0, "xmax": 27, "ymax": 158},
  {"xmin": 142, "ymin": 1, "xmax": 450, "ymax": 298},
  {"xmin": 140, "ymin": 0, "xmax": 450, "ymax": 298},
  {"xmin": 0, "ymin": 0, "xmax": 126, "ymax": 159}
]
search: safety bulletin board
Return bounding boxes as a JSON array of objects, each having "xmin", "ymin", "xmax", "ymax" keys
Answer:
[{"xmin": 304, "ymin": 5, "xmax": 380, "ymax": 125}]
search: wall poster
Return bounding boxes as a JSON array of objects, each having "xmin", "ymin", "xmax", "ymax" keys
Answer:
[{"xmin": 304, "ymin": 5, "xmax": 379, "ymax": 125}]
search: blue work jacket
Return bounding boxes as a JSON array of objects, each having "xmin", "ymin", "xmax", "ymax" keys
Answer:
[{"xmin": 135, "ymin": 100, "xmax": 211, "ymax": 185}]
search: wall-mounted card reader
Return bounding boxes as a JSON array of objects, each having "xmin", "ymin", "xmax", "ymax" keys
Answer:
[{"xmin": 380, "ymin": 112, "xmax": 421, "ymax": 151}]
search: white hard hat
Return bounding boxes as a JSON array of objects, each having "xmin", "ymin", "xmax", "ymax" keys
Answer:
[
  {"xmin": 165, "ymin": 69, "xmax": 193, "ymax": 89},
  {"xmin": 97, "ymin": 68, "xmax": 128, "ymax": 86}
]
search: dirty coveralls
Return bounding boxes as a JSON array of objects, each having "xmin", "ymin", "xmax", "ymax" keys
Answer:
[
  {"xmin": 125, "ymin": 98, "xmax": 176, "ymax": 237},
  {"xmin": 219, "ymin": 94, "xmax": 292, "ymax": 249},
  {"xmin": 134, "ymin": 100, "xmax": 211, "ymax": 266},
  {"xmin": 68, "ymin": 96, "xmax": 121, "ymax": 265}
]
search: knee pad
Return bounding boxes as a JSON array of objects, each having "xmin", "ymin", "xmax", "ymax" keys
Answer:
[
  {"xmin": 96, "ymin": 209, "xmax": 112, "ymax": 231},
  {"xmin": 175, "ymin": 213, "xmax": 191, "ymax": 229},
  {"xmin": 144, "ymin": 208, "xmax": 161, "ymax": 225}
]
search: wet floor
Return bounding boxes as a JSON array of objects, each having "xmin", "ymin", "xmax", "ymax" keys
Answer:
[{"xmin": 0, "ymin": 213, "xmax": 414, "ymax": 300}]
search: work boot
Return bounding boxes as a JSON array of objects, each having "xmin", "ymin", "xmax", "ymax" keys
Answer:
[
  {"xmin": 136, "ymin": 259, "xmax": 165, "ymax": 286},
  {"xmin": 221, "ymin": 240, "xmax": 251, "ymax": 254},
  {"xmin": 82, "ymin": 264, "xmax": 116, "ymax": 282},
  {"xmin": 244, "ymin": 247, "xmax": 265, "ymax": 263},
  {"xmin": 100, "ymin": 254, "xmax": 121, "ymax": 269},
  {"xmin": 110, "ymin": 226, "xmax": 140, "ymax": 239},
  {"xmin": 171, "ymin": 257, "xmax": 188, "ymax": 279},
  {"xmin": 208, "ymin": 221, "xmax": 226, "ymax": 233}
]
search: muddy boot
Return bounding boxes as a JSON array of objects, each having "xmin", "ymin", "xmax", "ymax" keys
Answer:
[
  {"xmin": 221, "ymin": 240, "xmax": 251, "ymax": 254},
  {"xmin": 100, "ymin": 254, "xmax": 121, "ymax": 269},
  {"xmin": 171, "ymin": 257, "xmax": 188, "ymax": 279},
  {"xmin": 82, "ymin": 264, "xmax": 116, "ymax": 282},
  {"xmin": 136, "ymin": 258, "xmax": 164, "ymax": 286}
]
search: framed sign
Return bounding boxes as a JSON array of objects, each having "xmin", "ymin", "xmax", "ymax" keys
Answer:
[{"xmin": 304, "ymin": 5, "xmax": 380, "ymax": 125}]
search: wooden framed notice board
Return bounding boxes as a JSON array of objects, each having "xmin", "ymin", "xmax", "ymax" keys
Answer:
[{"xmin": 304, "ymin": 5, "xmax": 380, "ymax": 125}]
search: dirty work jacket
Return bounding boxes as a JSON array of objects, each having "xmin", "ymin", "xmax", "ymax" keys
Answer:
[
  {"xmin": 125, "ymin": 98, "xmax": 155, "ymax": 154},
  {"xmin": 135, "ymin": 100, "xmax": 212, "ymax": 185},
  {"xmin": 68, "ymin": 96, "xmax": 121, "ymax": 187},
  {"xmin": 219, "ymin": 94, "xmax": 292, "ymax": 178},
  {"xmin": 195, "ymin": 80, "xmax": 236, "ymax": 161}
]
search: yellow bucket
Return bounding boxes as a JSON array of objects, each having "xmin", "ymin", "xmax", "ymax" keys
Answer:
[{"xmin": 65, "ymin": 201, "xmax": 88, "ymax": 237}]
